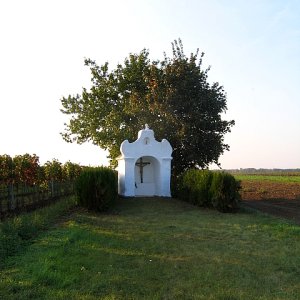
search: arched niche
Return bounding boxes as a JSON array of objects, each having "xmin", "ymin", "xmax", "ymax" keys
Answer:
[{"xmin": 134, "ymin": 156, "xmax": 161, "ymax": 196}]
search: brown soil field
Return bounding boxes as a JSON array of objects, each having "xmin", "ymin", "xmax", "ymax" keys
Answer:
[{"xmin": 240, "ymin": 180, "xmax": 300, "ymax": 225}]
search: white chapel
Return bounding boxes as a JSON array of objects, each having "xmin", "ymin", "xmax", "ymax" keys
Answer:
[{"xmin": 117, "ymin": 125, "xmax": 173, "ymax": 197}]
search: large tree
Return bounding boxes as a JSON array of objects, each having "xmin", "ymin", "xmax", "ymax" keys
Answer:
[{"xmin": 60, "ymin": 40, "xmax": 234, "ymax": 175}]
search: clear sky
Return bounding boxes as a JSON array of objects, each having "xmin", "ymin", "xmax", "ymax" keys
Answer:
[{"xmin": 1, "ymin": 0, "xmax": 299, "ymax": 169}]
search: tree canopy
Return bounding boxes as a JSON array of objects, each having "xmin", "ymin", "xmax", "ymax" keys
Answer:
[{"xmin": 60, "ymin": 39, "xmax": 234, "ymax": 175}]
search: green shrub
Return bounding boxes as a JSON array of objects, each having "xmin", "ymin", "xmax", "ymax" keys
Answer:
[
  {"xmin": 178, "ymin": 169, "xmax": 213, "ymax": 206},
  {"xmin": 76, "ymin": 167, "xmax": 117, "ymax": 211},
  {"xmin": 210, "ymin": 172, "xmax": 241, "ymax": 212},
  {"xmin": 178, "ymin": 169, "xmax": 241, "ymax": 212}
]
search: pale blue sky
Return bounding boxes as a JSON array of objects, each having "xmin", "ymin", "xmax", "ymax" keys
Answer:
[{"xmin": 0, "ymin": 0, "xmax": 299, "ymax": 168}]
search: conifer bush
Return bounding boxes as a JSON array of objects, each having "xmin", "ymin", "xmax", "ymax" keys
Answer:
[
  {"xmin": 179, "ymin": 169, "xmax": 213, "ymax": 206},
  {"xmin": 210, "ymin": 172, "xmax": 241, "ymax": 212},
  {"xmin": 178, "ymin": 169, "xmax": 240, "ymax": 212},
  {"xmin": 75, "ymin": 167, "xmax": 117, "ymax": 211}
]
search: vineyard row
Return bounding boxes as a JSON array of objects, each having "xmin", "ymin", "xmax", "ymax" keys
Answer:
[
  {"xmin": 0, "ymin": 154, "xmax": 86, "ymax": 219},
  {"xmin": 0, "ymin": 154, "xmax": 83, "ymax": 185}
]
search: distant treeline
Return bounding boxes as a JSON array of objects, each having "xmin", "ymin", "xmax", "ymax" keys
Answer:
[{"xmin": 224, "ymin": 168, "xmax": 300, "ymax": 175}]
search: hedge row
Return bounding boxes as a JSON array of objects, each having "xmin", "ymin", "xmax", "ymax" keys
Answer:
[
  {"xmin": 76, "ymin": 167, "xmax": 118, "ymax": 212},
  {"xmin": 178, "ymin": 169, "xmax": 241, "ymax": 212}
]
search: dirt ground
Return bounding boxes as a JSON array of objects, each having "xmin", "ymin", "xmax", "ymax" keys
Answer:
[{"xmin": 240, "ymin": 180, "xmax": 300, "ymax": 225}]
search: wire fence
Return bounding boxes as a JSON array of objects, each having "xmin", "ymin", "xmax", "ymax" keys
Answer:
[{"xmin": 0, "ymin": 180, "xmax": 75, "ymax": 220}]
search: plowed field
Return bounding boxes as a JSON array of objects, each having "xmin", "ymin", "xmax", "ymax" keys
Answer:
[{"xmin": 240, "ymin": 179, "xmax": 300, "ymax": 225}]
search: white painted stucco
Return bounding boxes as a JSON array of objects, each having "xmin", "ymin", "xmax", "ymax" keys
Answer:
[{"xmin": 117, "ymin": 125, "xmax": 173, "ymax": 197}]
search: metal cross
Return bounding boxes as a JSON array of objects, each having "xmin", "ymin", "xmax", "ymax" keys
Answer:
[{"xmin": 135, "ymin": 158, "xmax": 150, "ymax": 183}]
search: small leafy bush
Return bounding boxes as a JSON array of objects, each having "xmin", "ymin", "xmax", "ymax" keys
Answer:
[
  {"xmin": 76, "ymin": 167, "xmax": 117, "ymax": 211},
  {"xmin": 178, "ymin": 169, "xmax": 240, "ymax": 212}
]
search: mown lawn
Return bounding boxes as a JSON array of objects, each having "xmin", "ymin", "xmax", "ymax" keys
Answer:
[{"xmin": 0, "ymin": 198, "xmax": 299, "ymax": 300}]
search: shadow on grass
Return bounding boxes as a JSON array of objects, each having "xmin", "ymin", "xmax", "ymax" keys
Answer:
[{"xmin": 1, "ymin": 197, "xmax": 300, "ymax": 299}]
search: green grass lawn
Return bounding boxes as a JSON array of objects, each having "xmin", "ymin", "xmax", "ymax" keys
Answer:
[
  {"xmin": 234, "ymin": 174, "xmax": 300, "ymax": 183},
  {"xmin": 1, "ymin": 198, "xmax": 299, "ymax": 300}
]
